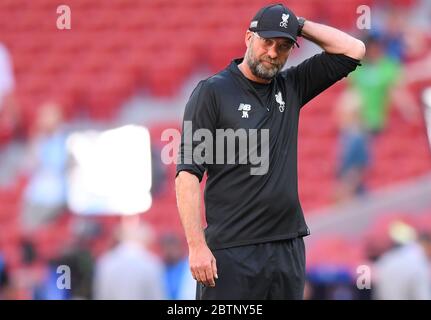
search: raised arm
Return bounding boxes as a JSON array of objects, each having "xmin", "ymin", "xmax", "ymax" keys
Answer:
[
  {"xmin": 301, "ymin": 20, "xmax": 366, "ymax": 60},
  {"xmin": 175, "ymin": 171, "xmax": 218, "ymax": 287}
]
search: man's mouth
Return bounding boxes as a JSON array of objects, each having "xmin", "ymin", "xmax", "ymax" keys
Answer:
[{"xmin": 261, "ymin": 59, "xmax": 279, "ymax": 67}]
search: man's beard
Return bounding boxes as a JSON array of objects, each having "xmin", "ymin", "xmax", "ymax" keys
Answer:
[{"xmin": 245, "ymin": 46, "xmax": 285, "ymax": 81}]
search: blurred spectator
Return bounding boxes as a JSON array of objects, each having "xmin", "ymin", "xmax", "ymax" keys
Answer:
[
  {"xmin": 33, "ymin": 258, "xmax": 70, "ymax": 300},
  {"xmin": 327, "ymin": 283, "xmax": 355, "ymax": 300},
  {"xmin": 407, "ymin": 0, "xmax": 431, "ymax": 31},
  {"xmin": 0, "ymin": 42, "xmax": 19, "ymax": 144},
  {"xmin": 12, "ymin": 239, "xmax": 46, "ymax": 299},
  {"xmin": 151, "ymin": 144, "xmax": 168, "ymax": 197},
  {"xmin": 349, "ymin": 34, "xmax": 418, "ymax": 135},
  {"xmin": 34, "ymin": 218, "xmax": 99, "ymax": 300},
  {"xmin": 373, "ymin": 222, "xmax": 431, "ymax": 300},
  {"xmin": 0, "ymin": 42, "xmax": 21, "ymax": 187},
  {"xmin": 56, "ymin": 226, "xmax": 96, "ymax": 300},
  {"xmin": 0, "ymin": 43, "xmax": 14, "ymax": 113},
  {"xmin": 307, "ymin": 267, "xmax": 356, "ymax": 300},
  {"xmin": 381, "ymin": 8, "xmax": 407, "ymax": 62},
  {"xmin": 334, "ymin": 89, "xmax": 370, "ymax": 201},
  {"xmin": 0, "ymin": 254, "xmax": 11, "ymax": 299},
  {"xmin": 20, "ymin": 239, "xmax": 37, "ymax": 265},
  {"xmin": 61, "ymin": 247, "xmax": 94, "ymax": 300},
  {"xmin": 93, "ymin": 218, "xmax": 166, "ymax": 300},
  {"xmin": 21, "ymin": 102, "xmax": 69, "ymax": 232},
  {"xmin": 159, "ymin": 233, "xmax": 195, "ymax": 300}
]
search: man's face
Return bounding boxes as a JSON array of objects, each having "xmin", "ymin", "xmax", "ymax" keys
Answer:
[{"xmin": 245, "ymin": 31, "xmax": 293, "ymax": 81}]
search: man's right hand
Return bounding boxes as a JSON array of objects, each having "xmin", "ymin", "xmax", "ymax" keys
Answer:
[{"xmin": 189, "ymin": 243, "xmax": 218, "ymax": 287}]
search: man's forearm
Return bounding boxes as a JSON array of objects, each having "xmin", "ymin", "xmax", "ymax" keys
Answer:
[
  {"xmin": 175, "ymin": 171, "xmax": 207, "ymax": 248},
  {"xmin": 301, "ymin": 20, "xmax": 366, "ymax": 60},
  {"xmin": 175, "ymin": 171, "xmax": 218, "ymax": 287}
]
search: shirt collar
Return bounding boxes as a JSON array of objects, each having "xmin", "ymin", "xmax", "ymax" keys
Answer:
[{"xmin": 228, "ymin": 57, "xmax": 245, "ymax": 76}]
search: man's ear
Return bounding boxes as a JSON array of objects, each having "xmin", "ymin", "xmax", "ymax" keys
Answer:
[
  {"xmin": 245, "ymin": 30, "xmax": 253, "ymax": 48},
  {"xmin": 288, "ymin": 46, "xmax": 294, "ymax": 55}
]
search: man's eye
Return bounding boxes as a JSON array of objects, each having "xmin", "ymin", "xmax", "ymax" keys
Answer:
[
  {"xmin": 280, "ymin": 43, "xmax": 292, "ymax": 51},
  {"xmin": 264, "ymin": 39, "xmax": 273, "ymax": 46}
]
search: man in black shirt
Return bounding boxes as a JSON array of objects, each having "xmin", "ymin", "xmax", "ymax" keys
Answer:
[{"xmin": 175, "ymin": 3, "xmax": 365, "ymax": 299}]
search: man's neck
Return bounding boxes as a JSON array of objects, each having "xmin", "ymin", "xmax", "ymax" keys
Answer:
[{"xmin": 237, "ymin": 60, "xmax": 271, "ymax": 84}]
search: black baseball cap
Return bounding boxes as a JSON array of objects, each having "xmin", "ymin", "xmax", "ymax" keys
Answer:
[{"xmin": 249, "ymin": 3, "xmax": 299, "ymax": 47}]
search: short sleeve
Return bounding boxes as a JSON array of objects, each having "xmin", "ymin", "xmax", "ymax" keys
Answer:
[
  {"xmin": 284, "ymin": 52, "xmax": 361, "ymax": 107},
  {"xmin": 176, "ymin": 80, "xmax": 218, "ymax": 182}
]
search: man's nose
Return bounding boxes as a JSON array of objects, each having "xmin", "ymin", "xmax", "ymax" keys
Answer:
[{"xmin": 267, "ymin": 44, "xmax": 278, "ymax": 59}]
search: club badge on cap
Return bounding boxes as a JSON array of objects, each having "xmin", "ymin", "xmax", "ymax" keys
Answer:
[{"xmin": 249, "ymin": 3, "xmax": 300, "ymax": 47}]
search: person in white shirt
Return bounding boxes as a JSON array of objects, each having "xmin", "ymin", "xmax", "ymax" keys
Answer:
[
  {"xmin": 373, "ymin": 228, "xmax": 431, "ymax": 300},
  {"xmin": 93, "ymin": 220, "xmax": 166, "ymax": 300}
]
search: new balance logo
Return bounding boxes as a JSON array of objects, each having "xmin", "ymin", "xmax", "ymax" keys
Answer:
[{"xmin": 238, "ymin": 103, "xmax": 252, "ymax": 118}]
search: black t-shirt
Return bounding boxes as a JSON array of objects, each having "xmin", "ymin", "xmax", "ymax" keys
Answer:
[
  {"xmin": 177, "ymin": 52, "xmax": 360, "ymax": 250},
  {"xmin": 249, "ymin": 80, "xmax": 273, "ymax": 111}
]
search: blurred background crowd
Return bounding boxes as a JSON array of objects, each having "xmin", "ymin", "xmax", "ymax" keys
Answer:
[{"xmin": 0, "ymin": 0, "xmax": 431, "ymax": 300}]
